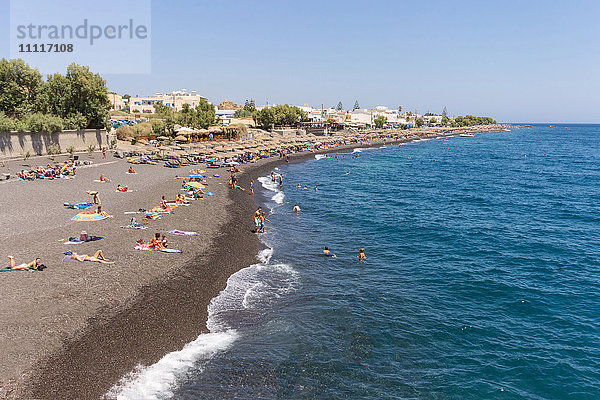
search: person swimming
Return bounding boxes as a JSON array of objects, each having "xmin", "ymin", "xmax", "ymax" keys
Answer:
[
  {"xmin": 322, "ymin": 246, "xmax": 337, "ymax": 257},
  {"xmin": 293, "ymin": 203, "xmax": 301, "ymax": 213}
]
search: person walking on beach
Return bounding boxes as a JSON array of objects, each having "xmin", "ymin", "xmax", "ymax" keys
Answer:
[
  {"xmin": 358, "ymin": 248, "xmax": 366, "ymax": 262},
  {"xmin": 250, "ymin": 179, "xmax": 254, "ymax": 195},
  {"xmin": 102, "ymin": 147, "xmax": 106, "ymax": 159}
]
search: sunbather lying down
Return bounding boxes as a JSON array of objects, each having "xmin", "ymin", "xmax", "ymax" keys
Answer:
[
  {"xmin": 69, "ymin": 250, "xmax": 115, "ymax": 264},
  {"xmin": 6, "ymin": 255, "xmax": 43, "ymax": 270}
]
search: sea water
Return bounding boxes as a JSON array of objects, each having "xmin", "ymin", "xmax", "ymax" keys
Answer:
[{"xmin": 110, "ymin": 124, "xmax": 600, "ymax": 399}]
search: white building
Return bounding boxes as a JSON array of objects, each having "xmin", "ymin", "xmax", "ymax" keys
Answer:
[{"xmin": 129, "ymin": 89, "xmax": 208, "ymax": 113}]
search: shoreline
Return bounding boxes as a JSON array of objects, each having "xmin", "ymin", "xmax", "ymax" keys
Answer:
[{"xmin": 1, "ymin": 125, "xmax": 510, "ymax": 399}]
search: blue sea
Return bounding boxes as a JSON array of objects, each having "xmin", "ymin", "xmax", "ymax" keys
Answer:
[{"xmin": 110, "ymin": 125, "xmax": 600, "ymax": 400}]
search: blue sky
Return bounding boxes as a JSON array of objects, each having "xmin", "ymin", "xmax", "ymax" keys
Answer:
[{"xmin": 1, "ymin": 0, "xmax": 599, "ymax": 123}]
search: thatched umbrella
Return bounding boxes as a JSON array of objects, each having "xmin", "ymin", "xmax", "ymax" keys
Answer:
[{"xmin": 174, "ymin": 135, "xmax": 188, "ymax": 142}]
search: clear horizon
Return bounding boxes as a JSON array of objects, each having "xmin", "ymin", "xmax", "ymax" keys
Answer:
[{"xmin": 1, "ymin": 0, "xmax": 599, "ymax": 123}]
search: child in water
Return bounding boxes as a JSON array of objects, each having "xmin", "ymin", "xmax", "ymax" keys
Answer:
[{"xmin": 358, "ymin": 248, "xmax": 366, "ymax": 262}]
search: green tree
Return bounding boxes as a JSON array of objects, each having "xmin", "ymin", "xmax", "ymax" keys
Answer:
[
  {"xmin": 397, "ymin": 106, "xmax": 403, "ymax": 113},
  {"xmin": 255, "ymin": 104, "xmax": 307, "ymax": 129},
  {"xmin": 415, "ymin": 118, "xmax": 424, "ymax": 127},
  {"xmin": 441, "ymin": 116, "xmax": 449, "ymax": 126},
  {"xmin": 234, "ymin": 109, "xmax": 253, "ymax": 118},
  {"xmin": 374, "ymin": 115, "xmax": 387, "ymax": 129},
  {"xmin": 154, "ymin": 102, "xmax": 172, "ymax": 116},
  {"xmin": 243, "ymin": 99, "xmax": 256, "ymax": 112},
  {"xmin": 123, "ymin": 94, "xmax": 131, "ymax": 100},
  {"xmin": 152, "ymin": 120, "xmax": 165, "ymax": 136},
  {"xmin": 177, "ymin": 103, "xmax": 194, "ymax": 127},
  {"xmin": 337, "ymin": 101, "xmax": 343, "ymax": 111},
  {"xmin": 193, "ymin": 99, "xmax": 216, "ymax": 129},
  {"xmin": 353, "ymin": 100, "xmax": 360, "ymax": 110},
  {"xmin": 254, "ymin": 107, "xmax": 275, "ymax": 130},
  {"xmin": 36, "ymin": 63, "xmax": 110, "ymax": 128},
  {"xmin": 0, "ymin": 59, "xmax": 43, "ymax": 116},
  {"xmin": 442, "ymin": 106, "xmax": 448, "ymax": 117}
]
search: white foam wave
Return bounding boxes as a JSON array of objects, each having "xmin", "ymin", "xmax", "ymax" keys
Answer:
[
  {"xmin": 107, "ymin": 245, "xmax": 298, "ymax": 399},
  {"xmin": 257, "ymin": 247, "xmax": 274, "ymax": 264},
  {"xmin": 105, "ymin": 331, "xmax": 237, "ymax": 400},
  {"xmin": 315, "ymin": 154, "xmax": 326, "ymax": 160},
  {"xmin": 258, "ymin": 176, "xmax": 285, "ymax": 205},
  {"xmin": 272, "ymin": 191, "xmax": 285, "ymax": 204},
  {"xmin": 352, "ymin": 148, "xmax": 366, "ymax": 153}
]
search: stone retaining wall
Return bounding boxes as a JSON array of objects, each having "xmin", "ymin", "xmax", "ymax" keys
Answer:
[{"xmin": 0, "ymin": 129, "xmax": 110, "ymax": 159}]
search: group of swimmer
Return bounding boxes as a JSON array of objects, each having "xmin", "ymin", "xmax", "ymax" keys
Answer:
[
  {"xmin": 323, "ymin": 247, "xmax": 366, "ymax": 262},
  {"xmin": 296, "ymin": 184, "xmax": 318, "ymax": 191}
]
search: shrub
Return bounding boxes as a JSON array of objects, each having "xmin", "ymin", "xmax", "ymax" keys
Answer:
[
  {"xmin": 110, "ymin": 139, "xmax": 117, "ymax": 149},
  {"xmin": 0, "ymin": 112, "xmax": 16, "ymax": 133},
  {"xmin": 87, "ymin": 144, "xmax": 96, "ymax": 155},
  {"xmin": 22, "ymin": 151, "xmax": 31, "ymax": 161},
  {"xmin": 133, "ymin": 121, "xmax": 153, "ymax": 136},
  {"xmin": 47, "ymin": 143, "xmax": 61, "ymax": 155},
  {"xmin": 66, "ymin": 145, "xmax": 76, "ymax": 156},
  {"xmin": 116, "ymin": 125, "xmax": 134, "ymax": 140},
  {"xmin": 64, "ymin": 113, "xmax": 88, "ymax": 130},
  {"xmin": 26, "ymin": 113, "xmax": 64, "ymax": 133}
]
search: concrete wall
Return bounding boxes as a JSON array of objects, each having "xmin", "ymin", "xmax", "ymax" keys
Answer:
[{"xmin": 0, "ymin": 129, "xmax": 109, "ymax": 159}]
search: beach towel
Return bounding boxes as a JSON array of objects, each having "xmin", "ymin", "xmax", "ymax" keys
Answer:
[
  {"xmin": 135, "ymin": 244, "xmax": 182, "ymax": 253},
  {"xmin": 125, "ymin": 172, "xmax": 138, "ymax": 175},
  {"xmin": 167, "ymin": 229, "xmax": 199, "ymax": 236},
  {"xmin": 206, "ymin": 192, "xmax": 215, "ymax": 196},
  {"xmin": 185, "ymin": 182, "xmax": 205, "ymax": 189},
  {"xmin": 62, "ymin": 255, "xmax": 94, "ymax": 263},
  {"xmin": 0, "ymin": 266, "xmax": 41, "ymax": 272},
  {"xmin": 64, "ymin": 202, "xmax": 93, "ymax": 209},
  {"xmin": 72, "ymin": 212, "xmax": 109, "ymax": 221},
  {"xmin": 63, "ymin": 236, "xmax": 106, "ymax": 245},
  {"xmin": 121, "ymin": 224, "xmax": 147, "ymax": 229},
  {"xmin": 93, "ymin": 179, "xmax": 110, "ymax": 183}
]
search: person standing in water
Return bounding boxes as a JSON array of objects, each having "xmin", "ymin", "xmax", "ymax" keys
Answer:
[
  {"xmin": 358, "ymin": 248, "xmax": 366, "ymax": 262},
  {"xmin": 279, "ymin": 175, "xmax": 284, "ymax": 187},
  {"xmin": 253, "ymin": 207, "xmax": 262, "ymax": 233}
]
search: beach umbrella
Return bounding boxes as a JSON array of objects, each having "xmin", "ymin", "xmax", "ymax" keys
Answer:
[
  {"xmin": 72, "ymin": 212, "xmax": 108, "ymax": 221},
  {"xmin": 174, "ymin": 135, "xmax": 188, "ymax": 142},
  {"xmin": 157, "ymin": 136, "xmax": 169, "ymax": 140}
]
